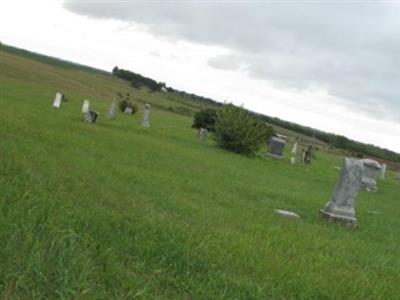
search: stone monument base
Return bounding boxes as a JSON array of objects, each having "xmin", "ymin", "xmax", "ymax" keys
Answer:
[
  {"xmin": 320, "ymin": 209, "xmax": 357, "ymax": 227},
  {"xmin": 267, "ymin": 152, "xmax": 283, "ymax": 159}
]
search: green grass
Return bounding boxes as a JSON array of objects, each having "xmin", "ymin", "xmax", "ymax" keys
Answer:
[{"xmin": 1, "ymin": 47, "xmax": 400, "ymax": 299}]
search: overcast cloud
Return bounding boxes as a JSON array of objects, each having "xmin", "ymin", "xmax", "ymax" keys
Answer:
[{"xmin": 64, "ymin": 2, "xmax": 400, "ymax": 122}]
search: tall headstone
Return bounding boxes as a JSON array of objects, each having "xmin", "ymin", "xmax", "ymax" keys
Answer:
[
  {"xmin": 83, "ymin": 111, "xmax": 98, "ymax": 124},
  {"xmin": 361, "ymin": 159, "xmax": 382, "ymax": 192},
  {"xmin": 267, "ymin": 137, "xmax": 286, "ymax": 158},
  {"xmin": 82, "ymin": 99, "xmax": 90, "ymax": 113},
  {"xmin": 379, "ymin": 163, "xmax": 387, "ymax": 180},
  {"xmin": 290, "ymin": 141, "xmax": 298, "ymax": 164},
  {"xmin": 320, "ymin": 158, "xmax": 363, "ymax": 226},
  {"xmin": 320, "ymin": 158, "xmax": 381, "ymax": 226},
  {"xmin": 108, "ymin": 98, "xmax": 116, "ymax": 119},
  {"xmin": 291, "ymin": 142, "xmax": 298, "ymax": 154},
  {"xmin": 141, "ymin": 103, "xmax": 151, "ymax": 128},
  {"xmin": 52, "ymin": 92, "xmax": 63, "ymax": 108}
]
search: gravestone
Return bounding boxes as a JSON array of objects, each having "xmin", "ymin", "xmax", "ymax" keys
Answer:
[
  {"xmin": 290, "ymin": 141, "xmax": 298, "ymax": 164},
  {"xmin": 320, "ymin": 158, "xmax": 363, "ymax": 226},
  {"xmin": 124, "ymin": 107, "xmax": 133, "ymax": 114},
  {"xmin": 302, "ymin": 145, "xmax": 313, "ymax": 164},
  {"xmin": 267, "ymin": 137, "xmax": 286, "ymax": 158},
  {"xmin": 83, "ymin": 111, "xmax": 98, "ymax": 124},
  {"xmin": 52, "ymin": 92, "xmax": 63, "ymax": 108},
  {"xmin": 141, "ymin": 103, "xmax": 151, "ymax": 128},
  {"xmin": 82, "ymin": 99, "xmax": 90, "ymax": 113},
  {"xmin": 108, "ymin": 98, "xmax": 116, "ymax": 118},
  {"xmin": 379, "ymin": 163, "xmax": 387, "ymax": 180},
  {"xmin": 361, "ymin": 159, "xmax": 382, "ymax": 192},
  {"xmin": 291, "ymin": 142, "xmax": 298, "ymax": 154},
  {"xmin": 197, "ymin": 128, "xmax": 208, "ymax": 140}
]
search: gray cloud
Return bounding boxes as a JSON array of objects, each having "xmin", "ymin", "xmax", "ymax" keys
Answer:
[{"xmin": 64, "ymin": 2, "xmax": 400, "ymax": 121}]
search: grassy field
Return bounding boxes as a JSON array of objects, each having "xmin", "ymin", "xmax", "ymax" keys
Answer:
[{"xmin": 1, "ymin": 46, "xmax": 400, "ymax": 299}]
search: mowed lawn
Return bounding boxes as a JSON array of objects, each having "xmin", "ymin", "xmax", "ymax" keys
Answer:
[{"xmin": 1, "ymin": 48, "xmax": 400, "ymax": 299}]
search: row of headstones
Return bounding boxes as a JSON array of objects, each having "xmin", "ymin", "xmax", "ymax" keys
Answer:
[
  {"xmin": 268, "ymin": 136, "xmax": 313, "ymax": 165},
  {"xmin": 52, "ymin": 92, "xmax": 151, "ymax": 127}
]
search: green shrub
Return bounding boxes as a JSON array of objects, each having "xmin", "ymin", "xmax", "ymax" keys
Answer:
[
  {"xmin": 215, "ymin": 104, "xmax": 270, "ymax": 155},
  {"xmin": 117, "ymin": 92, "xmax": 138, "ymax": 114},
  {"xmin": 192, "ymin": 108, "xmax": 217, "ymax": 132},
  {"xmin": 118, "ymin": 99, "xmax": 138, "ymax": 114}
]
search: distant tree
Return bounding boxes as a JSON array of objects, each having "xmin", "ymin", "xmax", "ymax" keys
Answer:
[{"xmin": 192, "ymin": 108, "xmax": 217, "ymax": 132}]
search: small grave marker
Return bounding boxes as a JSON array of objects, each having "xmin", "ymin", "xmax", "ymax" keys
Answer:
[
  {"xmin": 82, "ymin": 99, "xmax": 90, "ymax": 113},
  {"xmin": 52, "ymin": 92, "xmax": 63, "ymax": 108}
]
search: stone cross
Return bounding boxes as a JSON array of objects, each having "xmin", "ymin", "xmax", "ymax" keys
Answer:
[
  {"xmin": 82, "ymin": 99, "xmax": 90, "ymax": 113},
  {"xmin": 197, "ymin": 128, "xmax": 208, "ymax": 140},
  {"xmin": 83, "ymin": 111, "xmax": 98, "ymax": 124},
  {"xmin": 108, "ymin": 98, "xmax": 116, "ymax": 119},
  {"xmin": 52, "ymin": 92, "xmax": 63, "ymax": 108},
  {"xmin": 141, "ymin": 103, "xmax": 151, "ymax": 127},
  {"xmin": 267, "ymin": 137, "xmax": 286, "ymax": 158},
  {"xmin": 320, "ymin": 158, "xmax": 381, "ymax": 226}
]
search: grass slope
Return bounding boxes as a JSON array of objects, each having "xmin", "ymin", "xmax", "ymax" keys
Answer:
[{"xmin": 1, "ymin": 47, "xmax": 400, "ymax": 299}]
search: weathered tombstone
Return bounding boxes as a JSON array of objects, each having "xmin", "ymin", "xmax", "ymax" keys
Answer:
[
  {"xmin": 83, "ymin": 111, "xmax": 98, "ymax": 124},
  {"xmin": 361, "ymin": 159, "xmax": 382, "ymax": 192},
  {"xmin": 197, "ymin": 128, "xmax": 208, "ymax": 140},
  {"xmin": 379, "ymin": 163, "xmax": 387, "ymax": 180},
  {"xmin": 320, "ymin": 158, "xmax": 363, "ymax": 226},
  {"xmin": 290, "ymin": 141, "xmax": 298, "ymax": 165},
  {"xmin": 82, "ymin": 99, "xmax": 90, "ymax": 113},
  {"xmin": 291, "ymin": 142, "xmax": 298, "ymax": 154},
  {"xmin": 52, "ymin": 92, "xmax": 63, "ymax": 108},
  {"xmin": 267, "ymin": 137, "xmax": 286, "ymax": 158},
  {"xmin": 141, "ymin": 103, "xmax": 151, "ymax": 128},
  {"xmin": 108, "ymin": 98, "xmax": 116, "ymax": 119},
  {"xmin": 124, "ymin": 107, "xmax": 133, "ymax": 114}
]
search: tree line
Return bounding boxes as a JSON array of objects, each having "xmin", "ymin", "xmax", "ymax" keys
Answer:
[{"xmin": 112, "ymin": 65, "xmax": 400, "ymax": 162}]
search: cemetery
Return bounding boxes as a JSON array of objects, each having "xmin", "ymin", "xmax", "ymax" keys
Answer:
[{"xmin": 1, "ymin": 44, "xmax": 400, "ymax": 299}]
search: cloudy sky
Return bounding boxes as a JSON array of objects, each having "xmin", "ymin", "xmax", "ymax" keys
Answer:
[{"xmin": 1, "ymin": 1, "xmax": 399, "ymax": 152}]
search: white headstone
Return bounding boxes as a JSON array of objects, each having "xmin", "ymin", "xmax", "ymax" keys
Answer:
[
  {"xmin": 198, "ymin": 128, "xmax": 208, "ymax": 140},
  {"xmin": 108, "ymin": 98, "xmax": 116, "ymax": 118},
  {"xmin": 82, "ymin": 99, "xmax": 90, "ymax": 113},
  {"xmin": 361, "ymin": 159, "xmax": 382, "ymax": 192},
  {"xmin": 124, "ymin": 107, "xmax": 133, "ymax": 114},
  {"xmin": 290, "ymin": 157, "xmax": 296, "ymax": 165},
  {"xmin": 141, "ymin": 103, "xmax": 151, "ymax": 127},
  {"xmin": 52, "ymin": 92, "xmax": 63, "ymax": 108},
  {"xmin": 291, "ymin": 142, "xmax": 298, "ymax": 154},
  {"xmin": 379, "ymin": 163, "xmax": 387, "ymax": 180}
]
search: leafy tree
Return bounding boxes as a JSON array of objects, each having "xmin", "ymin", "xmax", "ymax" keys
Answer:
[
  {"xmin": 192, "ymin": 108, "xmax": 217, "ymax": 132},
  {"xmin": 215, "ymin": 104, "xmax": 270, "ymax": 155}
]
